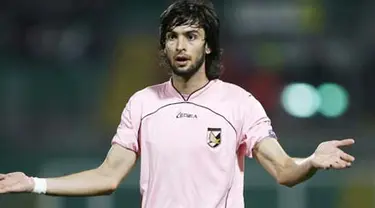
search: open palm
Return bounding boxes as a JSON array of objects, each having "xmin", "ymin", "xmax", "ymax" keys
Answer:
[
  {"xmin": 0, "ymin": 172, "xmax": 34, "ymax": 194},
  {"xmin": 311, "ymin": 139, "xmax": 355, "ymax": 169}
]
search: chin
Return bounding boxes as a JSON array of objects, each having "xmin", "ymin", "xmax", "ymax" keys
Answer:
[
  {"xmin": 175, "ymin": 65, "xmax": 189, "ymax": 71},
  {"xmin": 173, "ymin": 64, "xmax": 189, "ymax": 72},
  {"xmin": 172, "ymin": 66, "xmax": 197, "ymax": 77}
]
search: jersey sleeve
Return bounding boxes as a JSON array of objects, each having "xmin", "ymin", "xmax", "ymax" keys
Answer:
[
  {"xmin": 239, "ymin": 94, "xmax": 277, "ymax": 158},
  {"xmin": 111, "ymin": 94, "xmax": 142, "ymax": 154}
]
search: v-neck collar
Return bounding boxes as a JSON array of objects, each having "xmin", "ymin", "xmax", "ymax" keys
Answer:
[{"xmin": 168, "ymin": 78, "xmax": 217, "ymax": 101}]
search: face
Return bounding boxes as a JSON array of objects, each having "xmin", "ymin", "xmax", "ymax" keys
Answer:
[{"xmin": 164, "ymin": 25, "xmax": 211, "ymax": 78}]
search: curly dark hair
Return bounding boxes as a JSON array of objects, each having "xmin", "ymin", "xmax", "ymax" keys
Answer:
[{"xmin": 159, "ymin": 0, "xmax": 224, "ymax": 80}]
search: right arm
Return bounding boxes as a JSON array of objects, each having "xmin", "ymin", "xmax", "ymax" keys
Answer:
[
  {"xmin": 0, "ymin": 144, "xmax": 137, "ymax": 196},
  {"xmin": 45, "ymin": 144, "xmax": 137, "ymax": 196},
  {"xmin": 1, "ymin": 92, "xmax": 142, "ymax": 196}
]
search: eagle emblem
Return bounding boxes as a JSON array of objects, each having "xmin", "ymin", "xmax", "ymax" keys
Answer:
[{"xmin": 207, "ymin": 128, "xmax": 221, "ymax": 148}]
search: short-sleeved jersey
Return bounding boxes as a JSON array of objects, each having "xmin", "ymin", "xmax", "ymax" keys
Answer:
[{"xmin": 112, "ymin": 79, "xmax": 277, "ymax": 208}]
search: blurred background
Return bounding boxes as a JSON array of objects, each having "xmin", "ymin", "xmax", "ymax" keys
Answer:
[{"xmin": 0, "ymin": 0, "xmax": 374, "ymax": 207}]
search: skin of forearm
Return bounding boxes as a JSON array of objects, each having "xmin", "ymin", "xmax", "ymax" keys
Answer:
[
  {"xmin": 277, "ymin": 156, "xmax": 317, "ymax": 187},
  {"xmin": 45, "ymin": 168, "xmax": 119, "ymax": 196}
]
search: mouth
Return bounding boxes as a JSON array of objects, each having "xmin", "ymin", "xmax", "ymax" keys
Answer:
[{"xmin": 175, "ymin": 55, "xmax": 190, "ymax": 65}]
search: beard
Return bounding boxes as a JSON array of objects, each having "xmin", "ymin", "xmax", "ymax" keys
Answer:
[{"xmin": 167, "ymin": 51, "xmax": 205, "ymax": 80}]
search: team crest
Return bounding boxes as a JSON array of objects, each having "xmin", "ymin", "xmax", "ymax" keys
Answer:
[{"xmin": 207, "ymin": 128, "xmax": 221, "ymax": 148}]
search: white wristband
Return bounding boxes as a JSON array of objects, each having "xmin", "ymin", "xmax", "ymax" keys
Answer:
[{"xmin": 31, "ymin": 177, "xmax": 47, "ymax": 194}]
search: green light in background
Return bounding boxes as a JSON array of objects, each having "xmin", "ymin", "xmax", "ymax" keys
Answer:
[
  {"xmin": 317, "ymin": 83, "xmax": 349, "ymax": 117},
  {"xmin": 300, "ymin": 3, "xmax": 325, "ymax": 33},
  {"xmin": 257, "ymin": 42, "xmax": 283, "ymax": 69},
  {"xmin": 281, "ymin": 83, "xmax": 321, "ymax": 118}
]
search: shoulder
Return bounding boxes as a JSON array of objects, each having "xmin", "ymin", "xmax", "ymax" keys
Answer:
[
  {"xmin": 128, "ymin": 81, "xmax": 169, "ymax": 104},
  {"xmin": 217, "ymin": 79, "xmax": 255, "ymax": 101},
  {"xmin": 215, "ymin": 80, "xmax": 265, "ymax": 116}
]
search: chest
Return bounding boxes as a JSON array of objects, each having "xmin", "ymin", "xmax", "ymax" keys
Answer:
[{"xmin": 140, "ymin": 102, "xmax": 238, "ymax": 156}]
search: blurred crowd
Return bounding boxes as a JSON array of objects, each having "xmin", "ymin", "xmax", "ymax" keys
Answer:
[{"xmin": 0, "ymin": 1, "xmax": 374, "ymax": 208}]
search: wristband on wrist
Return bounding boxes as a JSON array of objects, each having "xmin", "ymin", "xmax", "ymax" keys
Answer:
[{"xmin": 31, "ymin": 177, "xmax": 47, "ymax": 194}]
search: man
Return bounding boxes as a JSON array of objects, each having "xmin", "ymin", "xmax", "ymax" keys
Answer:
[{"xmin": 0, "ymin": 1, "xmax": 355, "ymax": 207}]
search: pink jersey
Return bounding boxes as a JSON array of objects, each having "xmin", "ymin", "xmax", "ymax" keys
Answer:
[{"xmin": 112, "ymin": 79, "xmax": 276, "ymax": 208}]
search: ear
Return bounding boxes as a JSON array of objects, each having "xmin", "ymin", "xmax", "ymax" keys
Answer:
[{"xmin": 205, "ymin": 44, "xmax": 211, "ymax": 54}]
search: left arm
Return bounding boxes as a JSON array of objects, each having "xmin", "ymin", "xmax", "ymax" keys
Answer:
[
  {"xmin": 238, "ymin": 92, "xmax": 355, "ymax": 188},
  {"xmin": 252, "ymin": 137, "xmax": 355, "ymax": 187},
  {"xmin": 252, "ymin": 138, "xmax": 316, "ymax": 187}
]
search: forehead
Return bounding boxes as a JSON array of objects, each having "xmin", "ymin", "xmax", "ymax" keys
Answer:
[{"xmin": 168, "ymin": 25, "xmax": 205, "ymax": 34}]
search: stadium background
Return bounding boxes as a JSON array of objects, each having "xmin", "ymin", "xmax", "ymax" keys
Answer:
[{"xmin": 0, "ymin": 0, "xmax": 374, "ymax": 207}]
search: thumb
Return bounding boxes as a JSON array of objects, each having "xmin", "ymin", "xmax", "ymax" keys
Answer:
[{"xmin": 336, "ymin": 138, "xmax": 355, "ymax": 147}]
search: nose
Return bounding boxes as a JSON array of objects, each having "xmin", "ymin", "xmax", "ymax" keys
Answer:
[{"xmin": 176, "ymin": 36, "xmax": 186, "ymax": 51}]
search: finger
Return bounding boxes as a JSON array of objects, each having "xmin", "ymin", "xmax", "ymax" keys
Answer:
[
  {"xmin": 334, "ymin": 158, "xmax": 352, "ymax": 169},
  {"xmin": 322, "ymin": 161, "xmax": 333, "ymax": 170},
  {"xmin": 0, "ymin": 181, "xmax": 19, "ymax": 193},
  {"xmin": 330, "ymin": 161, "xmax": 347, "ymax": 169},
  {"xmin": 0, "ymin": 182, "xmax": 9, "ymax": 193},
  {"xmin": 9, "ymin": 181, "xmax": 24, "ymax": 193},
  {"xmin": 0, "ymin": 184, "xmax": 10, "ymax": 193},
  {"xmin": 0, "ymin": 183, "xmax": 16, "ymax": 194},
  {"xmin": 337, "ymin": 160, "xmax": 348, "ymax": 168},
  {"xmin": 0, "ymin": 188, "xmax": 6, "ymax": 194},
  {"xmin": 340, "ymin": 152, "xmax": 355, "ymax": 162},
  {"xmin": 0, "ymin": 174, "xmax": 6, "ymax": 180},
  {"xmin": 0, "ymin": 177, "xmax": 19, "ymax": 188},
  {"xmin": 336, "ymin": 139, "xmax": 355, "ymax": 147},
  {"xmin": 323, "ymin": 164, "xmax": 331, "ymax": 170}
]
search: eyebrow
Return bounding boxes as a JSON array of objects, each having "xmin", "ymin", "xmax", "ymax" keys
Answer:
[{"xmin": 167, "ymin": 29, "xmax": 201, "ymax": 35}]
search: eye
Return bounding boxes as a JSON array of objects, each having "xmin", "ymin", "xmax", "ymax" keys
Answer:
[
  {"xmin": 187, "ymin": 34, "xmax": 197, "ymax": 41},
  {"xmin": 166, "ymin": 34, "xmax": 177, "ymax": 41}
]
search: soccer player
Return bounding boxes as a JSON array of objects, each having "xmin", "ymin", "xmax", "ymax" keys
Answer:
[{"xmin": 0, "ymin": 1, "xmax": 355, "ymax": 207}]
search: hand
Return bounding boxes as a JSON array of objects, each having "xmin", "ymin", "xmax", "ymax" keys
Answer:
[
  {"xmin": 311, "ymin": 138, "xmax": 355, "ymax": 170},
  {"xmin": 0, "ymin": 172, "xmax": 34, "ymax": 194}
]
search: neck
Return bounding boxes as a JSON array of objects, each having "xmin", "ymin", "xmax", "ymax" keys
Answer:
[{"xmin": 171, "ymin": 66, "xmax": 209, "ymax": 95}]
